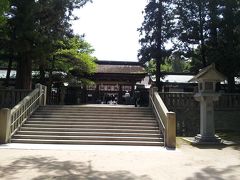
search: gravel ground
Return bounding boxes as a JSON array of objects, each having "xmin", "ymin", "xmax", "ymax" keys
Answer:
[{"xmin": 0, "ymin": 139, "xmax": 239, "ymax": 180}]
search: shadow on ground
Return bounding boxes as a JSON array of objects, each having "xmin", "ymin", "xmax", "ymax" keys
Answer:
[
  {"xmin": 179, "ymin": 136, "xmax": 240, "ymax": 150},
  {"xmin": 0, "ymin": 156, "xmax": 152, "ymax": 180},
  {"xmin": 191, "ymin": 144, "xmax": 240, "ymax": 150},
  {"xmin": 185, "ymin": 165, "xmax": 240, "ymax": 180}
]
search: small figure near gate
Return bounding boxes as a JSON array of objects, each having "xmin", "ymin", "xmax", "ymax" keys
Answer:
[
  {"xmin": 134, "ymin": 89, "xmax": 140, "ymax": 107},
  {"xmin": 124, "ymin": 91, "xmax": 131, "ymax": 105}
]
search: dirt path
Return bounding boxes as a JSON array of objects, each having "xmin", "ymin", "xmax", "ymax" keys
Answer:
[{"xmin": 0, "ymin": 140, "xmax": 239, "ymax": 180}]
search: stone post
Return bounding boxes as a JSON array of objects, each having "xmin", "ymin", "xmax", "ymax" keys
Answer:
[
  {"xmin": 149, "ymin": 87, "xmax": 157, "ymax": 105},
  {"xmin": 35, "ymin": 83, "xmax": 47, "ymax": 106},
  {"xmin": 42, "ymin": 85, "xmax": 47, "ymax": 106},
  {"xmin": 166, "ymin": 112, "xmax": 176, "ymax": 148},
  {"xmin": 0, "ymin": 108, "xmax": 11, "ymax": 144}
]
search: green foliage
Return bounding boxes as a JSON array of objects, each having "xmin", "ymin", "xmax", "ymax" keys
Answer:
[
  {"xmin": 145, "ymin": 56, "xmax": 191, "ymax": 74},
  {"xmin": 0, "ymin": 0, "xmax": 92, "ymax": 89},
  {"xmin": 173, "ymin": 0, "xmax": 240, "ymax": 78},
  {"xmin": 140, "ymin": 0, "xmax": 240, "ymax": 91},
  {"xmin": 0, "ymin": 0, "xmax": 9, "ymax": 25},
  {"xmin": 54, "ymin": 36, "xmax": 96, "ymax": 76},
  {"xmin": 174, "ymin": 0, "xmax": 209, "ymax": 67},
  {"xmin": 138, "ymin": 0, "xmax": 175, "ymax": 63},
  {"xmin": 145, "ymin": 59, "xmax": 156, "ymax": 75},
  {"xmin": 139, "ymin": 0, "xmax": 175, "ymax": 90}
]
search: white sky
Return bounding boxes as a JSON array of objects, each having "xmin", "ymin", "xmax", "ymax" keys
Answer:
[{"xmin": 71, "ymin": 0, "xmax": 148, "ymax": 61}]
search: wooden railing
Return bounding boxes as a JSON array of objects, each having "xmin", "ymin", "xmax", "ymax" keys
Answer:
[
  {"xmin": 0, "ymin": 89, "xmax": 31, "ymax": 108},
  {"xmin": 0, "ymin": 84, "xmax": 47, "ymax": 143},
  {"xmin": 149, "ymin": 87, "xmax": 176, "ymax": 148}
]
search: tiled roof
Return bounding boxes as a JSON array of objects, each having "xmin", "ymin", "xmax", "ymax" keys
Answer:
[{"xmin": 96, "ymin": 61, "xmax": 146, "ymax": 74}]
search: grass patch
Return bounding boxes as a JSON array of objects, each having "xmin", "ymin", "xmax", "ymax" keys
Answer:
[{"xmin": 176, "ymin": 137, "xmax": 191, "ymax": 148}]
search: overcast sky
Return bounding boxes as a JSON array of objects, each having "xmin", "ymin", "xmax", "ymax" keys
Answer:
[{"xmin": 71, "ymin": 0, "xmax": 148, "ymax": 61}]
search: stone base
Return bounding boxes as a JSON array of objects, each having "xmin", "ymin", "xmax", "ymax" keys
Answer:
[{"xmin": 193, "ymin": 134, "xmax": 222, "ymax": 145}]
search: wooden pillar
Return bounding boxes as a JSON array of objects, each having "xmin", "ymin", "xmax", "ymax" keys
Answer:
[
  {"xmin": 131, "ymin": 84, "xmax": 135, "ymax": 96},
  {"xmin": 118, "ymin": 85, "xmax": 123, "ymax": 104},
  {"xmin": 59, "ymin": 87, "xmax": 66, "ymax": 105},
  {"xmin": 83, "ymin": 86, "xmax": 87, "ymax": 104},
  {"xmin": 95, "ymin": 84, "xmax": 100, "ymax": 103}
]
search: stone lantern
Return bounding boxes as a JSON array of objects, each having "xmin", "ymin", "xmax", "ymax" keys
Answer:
[{"xmin": 189, "ymin": 64, "xmax": 226, "ymax": 144}]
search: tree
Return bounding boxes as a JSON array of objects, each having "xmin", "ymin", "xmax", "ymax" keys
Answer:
[
  {"xmin": 174, "ymin": 0, "xmax": 208, "ymax": 68},
  {"xmin": 145, "ymin": 53, "xmax": 191, "ymax": 74},
  {"xmin": 213, "ymin": 0, "xmax": 240, "ymax": 92},
  {"xmin": 33, "ymin": 35, "xmax": 96, "ymax": 96},
  {"xmin": 2, "ymin": 0, "xmax": 90, "ymax": 89},
  {"xmin": 174, "ymin": 0, "xmax": 240, "ymax": 92},
  {"xmin": 53, "ymin": 35, "xmax": 96, "ymax": 79},
  {"xmin": 138, "ymin": 0, "xmax": 175, "ymax": 91}
]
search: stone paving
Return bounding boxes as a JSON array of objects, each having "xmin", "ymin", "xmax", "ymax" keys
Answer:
[{"xmin": 0, "ymin": 139, "xmax": 239, "ymax": 180}]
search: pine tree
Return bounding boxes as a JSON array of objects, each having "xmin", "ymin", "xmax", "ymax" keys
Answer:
[
  {"xmin": 174, "ymin": 0, "xmax": 208, "ymax": 68},
  {"xmin": 215, "ymin": 0, "xmax": 240, "ymax": 92},
  {"xmin": 138, "ymin": 0, "xmax": 175, "ymax": 90}
]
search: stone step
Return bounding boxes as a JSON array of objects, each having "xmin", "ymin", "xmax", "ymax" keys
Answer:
[
  {"xmin": 23, "ymin": 124, "xmax": 158, "ymax": 130},
  {"xmin": 13, "ymin": 134, "xmax": 163, "ymax": 142},
  {"xmin": 26, "ymin": 121, "xmax": 158, "ymax": 126},
  {"xmin": 10, "ymin": 139, "xmax": 164, "ymax": 146},
  {"xmin": 38, "ymin": 106, "xmax": 152, "ymax": 112},
  {"xmin": 12, "ymin": 105, "xmax": 164, "ymax": 146},
  {"xmin": 28, "ymin": 117, "xmax": 156, "ymax": 123},
  {"xmin": 30, "ymin": 115, "xmax": 155, "ymax": 120},
  {"xmin": 32, "ymin": 113, "xmax": 154, "ymax": 118},
  {"xmin": 39, "ymin": 105, "xmax": 151, "ymax": 111},
  {"xmin": 20, "ymin": 127, "xmax": 160, "ymax": 134},
  {"xmin": 34, "ymin": 112, "xmax": 153, "ymax": 117},
  {"xmin": 16, "ymin": 131, "xmax": 163, "ymax": 138}
]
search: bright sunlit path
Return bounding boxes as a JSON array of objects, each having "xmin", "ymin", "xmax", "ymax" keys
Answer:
[{"xmin": 72, "ymin": 0, "xmax": 148, "ymax": 61}]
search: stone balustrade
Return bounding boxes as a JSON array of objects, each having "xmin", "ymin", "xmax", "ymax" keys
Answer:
[
  {"xmin": 0, "ymin": 84, "xmax": 47, "ymax": 144},
  {"xmin": 149, "ymin": 87, "xmax": 176, "ymax": 148}
]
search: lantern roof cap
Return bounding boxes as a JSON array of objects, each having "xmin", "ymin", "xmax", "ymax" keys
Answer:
[{"xmin": 189, "ymin": 64, "xmax": 226, "ymax": 82}]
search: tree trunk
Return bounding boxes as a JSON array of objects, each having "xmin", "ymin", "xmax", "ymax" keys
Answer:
[
  {"xmin": 39, "ymin": 64, "xmax": 45, "ymax": 85},
  {"xmin": 224, "ymin": 1, "xmax": 236, "ymax": 93},
  {"xmin": 156, "ymin": 58, "xmax": 162, "ymax": 92},
  {"xmin": 198, "ymin": 1, "xmax": 207, "ymax": 68},
  {"xmin": 155, "ymin": 0, "xmax": 163, "ymax": 92},
  {"xmin": 15, "ymin": 55, "xmax": 32, "ymax": 90},
  {"xmin": 209, "ymin": 0, "xmax": 218, "ymax": 47}
]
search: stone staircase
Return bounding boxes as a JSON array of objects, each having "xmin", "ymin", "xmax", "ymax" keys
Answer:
[{"xmin": 11, "ymin": 105, "xmax": 164, "ymax": 146}]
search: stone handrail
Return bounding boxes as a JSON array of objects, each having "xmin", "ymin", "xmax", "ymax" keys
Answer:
[
  {"xmin": 149, "ymin": 87, "xmax": 176, "ymax": 148},
  {"xmin": 0, "ymin": 84, "xmax": 47, "ymax": 143}
]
